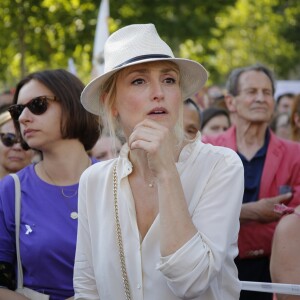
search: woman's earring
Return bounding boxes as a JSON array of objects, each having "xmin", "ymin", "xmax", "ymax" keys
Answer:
[{"xmin": 112, "ymin": 108, "xmax": 118, "ymax": 117}]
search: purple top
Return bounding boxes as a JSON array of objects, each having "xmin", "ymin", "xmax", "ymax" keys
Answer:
[{"xmin": 0, "ymin": 159, "xmax": 98, "ymax": 300}]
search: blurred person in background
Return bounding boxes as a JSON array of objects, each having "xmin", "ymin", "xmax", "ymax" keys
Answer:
[
  {"xmin": 183, "ymin": 98, "xmax": 201, "ymax": 139},
  {"xmin": 211, "ymin": 94, "xmax": 228, "ymax": 112},
  {"xmin": 0, "ymin": 89, "xmax": 14, "ymax": 106},
  {"xmin": 0, "ymin": 104, "xmax": 34, "ymax": 179},
  {"xmin": 206, "ymin": 85, "xmax": 225, "ymax": 108},
  {"xmin": 203, "ymin": 64, "xmax": 300, "ymax": 300},
  {"xmin": 270, "ymin": 112, "xmax": 291, "ymax": 140},
  {"xmin": 275, "ymin": 93, "xmax": 295, "ymax": 115},
  {"xmin": 90, "ymin": 133, "xmax": 122, "ymax": 161},
  {"xmin": 192, "ymin": 86, "xmax": 207, "ymax": 110},
  {"xmin": 290, "ymin": 94, "xmax": 300, "ymax": 142},
  {"xmin": 201, "ymin": 107, "xmax": 230, "ymax": 138},
  {"xmin": 270, "ymin": 204, "xmax": 300, "ymax": 300}
]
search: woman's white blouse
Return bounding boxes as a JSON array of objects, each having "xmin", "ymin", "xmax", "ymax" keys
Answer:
[{"xmin": 74, "ymin": 136, "xmax": 244, "ymax": 300}]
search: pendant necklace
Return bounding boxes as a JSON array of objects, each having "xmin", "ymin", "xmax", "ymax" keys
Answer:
[
  {"xmin": 146, "ymin": 172, "xmax": 155, "ymax": 188},
  {"xmin": 133, "ymin": 167, "xmax": 155, "ymax": 188},
  {"xmin": 40, "ymin": 160, "xmax": 90, "ymax": 220},
  {"xmin": 148, "ymin": 181, "xmax": 154, "ymax": 188},
  {"xmin": 61, "ymin": 187, "xmax": 78, "ymax": 198}
]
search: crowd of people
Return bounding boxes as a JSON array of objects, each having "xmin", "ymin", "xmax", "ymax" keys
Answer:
[
  {"xmin": 0, "ymin": 22, "xmax": 299, "ymax": 300},
  {"xmin": 202, "ymin": 65, "xmax": 300, "ymax": 300}
]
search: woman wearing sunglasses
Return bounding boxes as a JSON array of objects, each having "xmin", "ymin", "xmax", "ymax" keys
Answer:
[
  {"xmin": 0, "ymin": 104, "xmax": 35, "ymax": 179},
  {"xmin": 0, "ymin": 69, "xmax": 100, "ymax": 300}
]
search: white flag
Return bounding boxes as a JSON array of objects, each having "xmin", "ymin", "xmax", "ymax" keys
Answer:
[
  {"xmin": 91, "ymin": 0, "xmax": 110, "ymax": 79},
  {"xmin": 68, "ymin": 58, "xmax": 77, "ymax": 75}
]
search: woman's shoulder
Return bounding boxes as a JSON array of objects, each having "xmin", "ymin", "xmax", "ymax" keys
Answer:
[
  {"xmin": 275, "ymin": 209, "xmax": 300, "ymax": 238},
  {"xmin": 193, "ymin": 139, "xmax": 243, "ymax": 167},
  {"xmin": 0, "ymin": 173, "xmax": 15, "ymax": 194},
  {"xmin": 0, "ymin": 164, "xmax": 32, "ymax": 186},
  {"xmin": 0, "ymin": 165, "xmax": 37, "ymax": 209},
  {"xmin": 82, "ymin": 158, "xmax": 116, "ymax": 178}
]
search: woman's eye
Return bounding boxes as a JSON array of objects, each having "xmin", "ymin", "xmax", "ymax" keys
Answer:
[
  {"xmin": 132, "ymin": 78, "xmax": 145, "ymax": 85},
  {"xmin": 164, "ymin": 77, "xmax": 176, "ymax": 84}
]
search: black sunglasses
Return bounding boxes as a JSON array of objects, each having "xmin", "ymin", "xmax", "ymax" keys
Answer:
[
  {"xmin": 8, "ymin": 96, "xmax": 58, "ymax": 121},
  {"xmin": 0, "ymin": 133, "xmax": 19, "ymax": 147}
]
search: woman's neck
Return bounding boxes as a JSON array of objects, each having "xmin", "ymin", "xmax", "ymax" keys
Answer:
[
  {"xmin": 36, "ymin": 140, "xmax": 91, "ymax": 185},
  {"xmin": 0, "ymin": 166, "xmax": 9, "ymax": 180}
]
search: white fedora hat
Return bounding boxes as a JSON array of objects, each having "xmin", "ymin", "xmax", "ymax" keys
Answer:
[{"xmin": 81, "ymin": 23, "xmax": 208, "ymax": 115}]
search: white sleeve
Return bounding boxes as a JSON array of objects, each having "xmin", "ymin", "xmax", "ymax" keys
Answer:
[
  {"xmin": 73, "ymin": 171, "xmax": 100, "ymax": 300},
  {"xmin": 157, "ymin": 149, "xmax": 243, "ymax": 299}
]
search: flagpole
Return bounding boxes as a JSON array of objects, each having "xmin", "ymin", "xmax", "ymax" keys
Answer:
[{"xmin": 91, "ymin": 0, "xmax": 110, "ymax": 79}]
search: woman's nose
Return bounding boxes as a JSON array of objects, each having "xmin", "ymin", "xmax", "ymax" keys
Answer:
[
  {"xmin": 18, "ymin": 107, "xmax": 32, "ymax": 123},
  {"xmin": 150, "ymin": 81, "xmax": 164, "ymax": 102},
  {"xmin": 11, "ymin": 141, "xmax": 23, "ymax": 151}
]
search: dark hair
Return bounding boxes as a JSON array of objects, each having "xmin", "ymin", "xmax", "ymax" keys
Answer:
[
  {"xmin": 226, "ymin": 64, "xmax": 276, "ymax": 97},
  {"xmin": 200, "ymin": 107, "xmax": 230, "ymax": 130},
  {"xmin": 12, "ymin": 69, "xmax": 101, "ymax": 151},
  {"xmin": 184, "ymin": 98, "xmax": 201, "ymax": 127},
  {"xmin": 0, "ymin": 103, "xmax": 12, "ymax": 114},
  {"xmin": 276, "ymin": 93, "xmax": 295, "ymax": 105}
]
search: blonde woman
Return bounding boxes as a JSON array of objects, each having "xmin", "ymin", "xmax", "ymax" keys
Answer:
[{"xmin": 74, "ymin": 24, "xmax": 244, "ymax": 300}]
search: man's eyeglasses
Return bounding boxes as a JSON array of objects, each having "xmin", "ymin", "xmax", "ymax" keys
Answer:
[
  {"xmin": 8, "ymin": 96, "xmax": 58, "ymax": 121},
  {"xmin": 0, "ymin": 133, "xmax": 19, "ymax": 147}
]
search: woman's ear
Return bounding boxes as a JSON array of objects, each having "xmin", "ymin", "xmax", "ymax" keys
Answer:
[{"xmin": 112, "ymin": 106, "xmax": 118, "ymax": 117}]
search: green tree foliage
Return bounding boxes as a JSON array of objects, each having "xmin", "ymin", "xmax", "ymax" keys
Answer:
[
  {"xmin": 0, "ymin": 0, "xmax": 299, "ymax": 90},
  {"xmin": 0, "ymin": 0, "xmax": 98, "ymax": 89},
  {"xmin": 180, "ymin": 0, "xmax": 300, "ymax": 84},
  {"xmin": 109, "ymin": 0, "xmax": 236, "ymax": 50}
]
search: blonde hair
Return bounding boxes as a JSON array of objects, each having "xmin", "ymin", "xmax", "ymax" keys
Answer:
[
  {"xmin": 0, "ymin": 111, "xmax": 11, "ymax": 127},
  {"xmin": 99, "ymin": 61, "xmax": 184, "ymax": 145}
]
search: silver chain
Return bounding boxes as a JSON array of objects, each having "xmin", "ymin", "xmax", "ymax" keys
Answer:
[{"xmin": 113, "ymin": 164, "xmax": 132, "ymax": 300}]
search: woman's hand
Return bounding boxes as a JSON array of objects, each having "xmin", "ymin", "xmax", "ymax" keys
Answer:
[
  {"xmin": 129, "ymin": 118, "xmax": 197, "ymax": 256},
  {"xmin": 128, "ymin": 118, "xmax": 177, "ymax": 177}
]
